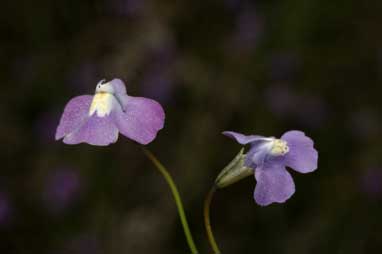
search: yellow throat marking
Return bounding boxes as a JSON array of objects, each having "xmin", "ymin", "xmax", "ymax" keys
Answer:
[
  {"xmin": 270, "ymin": 139, "xmax": 290, "ymax": 156},
  {"xmin": 89, "ymin": 92, "xmax": 114, "ymax": 117}
]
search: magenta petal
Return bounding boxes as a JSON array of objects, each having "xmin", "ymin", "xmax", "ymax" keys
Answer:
[
  {"xmin": 113, "ymin": 96, "xmax": 165, "ymax": 145},
  {"xmin": 63, "ymin": 115, "xmax": 119, "ymax": 146},
  {"xmin": 223, "ymin": 131, "xmax": 266, "ymax": 144},
  {"xmin": 254, "ymin": 161, "xmax": 295, "ymax": 206},
  {"xmin": 281, "ymin": 130, "xmax": 318, "ymax": 173},
  {"xmin": 55, "ymin": 95, "xmax": 93, "ymax": 140}
]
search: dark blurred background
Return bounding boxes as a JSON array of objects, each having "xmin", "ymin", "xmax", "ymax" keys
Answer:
[{"xmin": 1, "ymin": 0, "xmax": 381, "ymax": 253}]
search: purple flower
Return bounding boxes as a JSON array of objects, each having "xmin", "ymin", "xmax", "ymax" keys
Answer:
[
  {"xmin": 55, "ymin": 79, "xmax": 165, "ymax": 146},
  {"xmin": 223, "ymin": 130, "xmax": 318, "ymax": 206}
]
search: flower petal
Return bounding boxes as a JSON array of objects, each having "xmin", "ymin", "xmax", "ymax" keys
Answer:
[
  {"xmin": 254, "ymin": 160, "xmax": 295, "ymax": 206},
  {"xmin": 112, "ymin": 95, "xmax": 165, "ymax": 145},
  {"xmin": 223, "ymin": 131, "xmax": 266, "ymax": 145},
  {"xmin": 244, "ymin": 140, "xmax": 273, "ymax": 168},
  {"xmin": 63, "ymin": 115, "xmax": 119, "ymax": 146},
  {"xmin": 281, "ymin": 130, "xmax": 318, "ymax": 173},
  {"xmin": 109, "ymin": 78, "xmax": 127, "ymax": 95},
  {"xmin": 55, "ymin": 95, "xmax": 93, "ymax": 140}
]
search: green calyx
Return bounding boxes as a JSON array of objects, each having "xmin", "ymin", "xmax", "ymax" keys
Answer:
[{"xmin": 215, "ymin": 148, "xmax": 253, "ymax": 188}]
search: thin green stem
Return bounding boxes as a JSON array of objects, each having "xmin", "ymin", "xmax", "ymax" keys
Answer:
[
  {"xmin": 142, "ymin": 148, "xmax": 199, "ymax": 254},
  {"xmin": 204, "ymin": 186, "xmax": 221, "ymax": 254}
]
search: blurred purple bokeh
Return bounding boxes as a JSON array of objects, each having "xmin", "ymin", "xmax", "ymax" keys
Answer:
[{"xmin": 42, "ymin": 168, "xmax": 82, "ymax": 214}]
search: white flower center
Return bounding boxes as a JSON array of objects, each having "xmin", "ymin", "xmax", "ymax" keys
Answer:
[
  {"xmin": 269, "ymin": 139, "xmax": 289, "ymax": 156},
  {"xmin": 89, "ymin": 92, "xmax": 115, "ymax": 117}
]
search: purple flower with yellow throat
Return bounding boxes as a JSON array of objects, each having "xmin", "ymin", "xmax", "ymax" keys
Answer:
[
  {"xmin": 220, "ymin": 130, "xmax": 318, "ymax": 206},
  {"xmin": 55, "ymin": 79, "xmax": 165, "ymax": 146}
]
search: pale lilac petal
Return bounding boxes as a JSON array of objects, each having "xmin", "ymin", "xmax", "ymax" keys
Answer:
[
  {"xmin": 63, "ymin": 115, "xmax": 119, "ymax": 146},
  {"xmin": 223, "ymin": 131, "xmax": 266, "ymax": 144},
  {"xmin": 55, "ymin": 95, "xmax": 93, "ymax": 140},
  {"xmin": 281, "ymin": 130, "xmax": 318, "ymax": 173},
  {"xmin": 254, "ymin": 161, "xmax": 295, "ymax": 206},
  {"xmin": 109, "ymin": 78, "xmax": 127, "ymax": 95},
  {"xmin": 112, "ymin": 95, "xmax": 165, "ymax": 145},
  {"xmin": 245, "ymin": 141, "xmax": 273, "ymax": 168}
]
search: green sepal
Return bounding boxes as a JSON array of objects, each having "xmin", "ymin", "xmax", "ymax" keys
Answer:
[{"xmin": 215, "ymin": 148, "xmax": 253, "ymax": 188}]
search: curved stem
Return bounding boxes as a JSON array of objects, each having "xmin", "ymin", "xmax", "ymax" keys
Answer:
[
  {"xmin": 142, "ymin": 148, "xmax": 199, "ymax": 254},
  {"xmin": 204, "ymin": 186, "xmax": 221, "ymax": 254}
]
